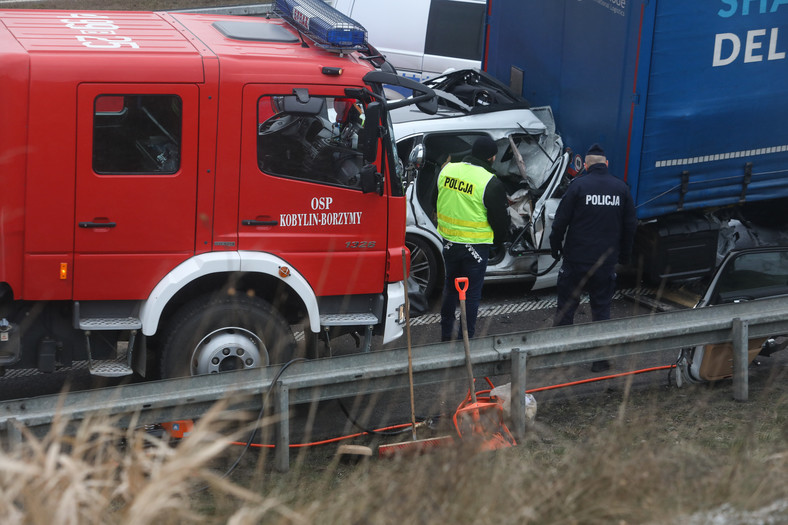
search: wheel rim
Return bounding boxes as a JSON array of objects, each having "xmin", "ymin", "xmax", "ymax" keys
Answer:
[
  {"xmin": 190, "ymin": 327, "xmax": 269, "ymax": 375},
  {"xmin": 406, "ymin": 240, "xmax": 432, "ymax": 295}
]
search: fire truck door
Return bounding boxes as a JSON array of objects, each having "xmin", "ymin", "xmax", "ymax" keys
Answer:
[
  {"xmin": 239, "ymin": 86, "xmax": 388, "ymax": 296},
  {"xmin": 74, "ymin": 85, "xmax": 199, "ymax": 300}
]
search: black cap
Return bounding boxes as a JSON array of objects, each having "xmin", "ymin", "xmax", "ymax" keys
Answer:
[
  {"xmin": 472, "ymin": 136, "xmax": 498, "ymax": 161},
  {"xmin": 586, "ymin": 143, "xmax": 606, "ymax": 157}
]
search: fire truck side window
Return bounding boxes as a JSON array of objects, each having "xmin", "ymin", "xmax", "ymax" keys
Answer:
[
  {"xmin": 257, "ymin": 95, "xmax": 366, "ymax": 189},
  {"xmin": 92, "ymin": 94, "xmax": 182, "ymax": 174}
]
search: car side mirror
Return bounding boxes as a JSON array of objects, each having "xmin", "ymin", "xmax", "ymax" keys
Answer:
[
  {"xmin": 408, "ymin": 143, "xmax": 425, "ymax": 170},
  {"xmin": 405, "ymin": 143, "xmax": 425, "ymax": 185}
]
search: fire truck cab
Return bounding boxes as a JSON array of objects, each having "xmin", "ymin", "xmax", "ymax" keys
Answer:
[{"xmin": 0, "ymin": 1, "xmax": 435, "ymax": 378}]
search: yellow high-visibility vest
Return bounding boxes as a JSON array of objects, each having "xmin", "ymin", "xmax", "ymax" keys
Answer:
[{"xmin": 436, "ymin": 162, "xmax": 495, "ymax": 244}]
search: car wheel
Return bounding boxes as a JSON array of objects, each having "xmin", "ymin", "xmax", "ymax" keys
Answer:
[
  {"xmin": 406, "ymin": 234, "xmax": 441, "ymax": 298},
  {"xmin": 161, "ymin": 294, "xmax": 298, "ymax": 378}
]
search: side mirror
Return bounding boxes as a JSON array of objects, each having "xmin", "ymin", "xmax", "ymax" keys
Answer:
[
  {"xmin": 405, "ymin": 143, "xmax": 425, "ymax": 186},
  {"xmin": 408, "ymin": 143, "xmax": 425, "ymax": 170},
  {"xmin": 359, "ymin": 101, "xmax": 381, "ymax": 163},
  {"xmin": 363, "ymin": 71, "xmax": 438, "ymax": 115},
  {"xmin": 360, "ymin": 163, "xmax": 383, "ymax": 195},
  {"xmin": 416, "ymin": 97, "xmax": 438, "ymax": 116}
]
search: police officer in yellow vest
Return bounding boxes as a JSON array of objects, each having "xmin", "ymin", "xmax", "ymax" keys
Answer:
[{"xmin": 437, "ymin": 136, "xmax": 509, "ymax": 341}]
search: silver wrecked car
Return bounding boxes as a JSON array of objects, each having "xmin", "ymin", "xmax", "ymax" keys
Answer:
[{"xmin": 391, "ymin": 69, "xmax": 574, "ymax": 299}]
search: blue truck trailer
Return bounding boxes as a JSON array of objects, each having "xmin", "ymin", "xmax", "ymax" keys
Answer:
[{"xmin": 484, "ymin": 0, "xmax": 788, "ymax": 281}]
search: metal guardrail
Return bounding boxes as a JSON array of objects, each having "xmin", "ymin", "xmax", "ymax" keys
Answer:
[{"xmin": 2, "ymin": 295, "xmax": 787, "ymax": 471}]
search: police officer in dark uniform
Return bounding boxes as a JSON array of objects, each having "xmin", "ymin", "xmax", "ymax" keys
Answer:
[
  {"xmin": 436, "ymin": 136, "xmax": 509, "ymax": 341},
  {"xmin": 549, "ymin": 143, "xmax": 637, "ymax": 370}
]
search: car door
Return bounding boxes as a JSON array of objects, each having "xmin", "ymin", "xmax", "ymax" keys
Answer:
[
  {"xmin": 74, "ymin": 84, "xmax": 199, "ymax": 300},
  {"xmin": 687, "ymin": 247, "xmax": 788, "ymax": 381},
  {"xmin": 238, "ymin": 84, "xmax": 389, "ymax": 297}
]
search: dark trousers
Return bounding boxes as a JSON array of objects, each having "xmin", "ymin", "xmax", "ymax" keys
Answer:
[
  {"xmin": 554, "ymin": 261, "xmax": 617, "ymax": 326},
  {"xmin": 440, "ymin": 242, "xmax": 490, "ymax": 340}
]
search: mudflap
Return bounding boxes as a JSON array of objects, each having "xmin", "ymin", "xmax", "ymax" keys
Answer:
[{"xmin": 406, "ymin": 276, "xmax": 429, "ymax": 316}]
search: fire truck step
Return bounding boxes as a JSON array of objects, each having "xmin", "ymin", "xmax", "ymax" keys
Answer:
[
  {"xmin": 74, "ymin": 301, "xmax": 142, "ymax": 331},
  {"xmin": 320, "ymin": 313, "xmax": 378, "ymax": 326},
  {"xmin": 78, "ymin": 317, "xmax": 142, "ymax": 331},
  {"xmin": 83, "ymin": 327, "xmax": 138, "ymax": 377},
  {"xmin": 89, "ymin": 359, "xmax": 134, "ymax": 377}
]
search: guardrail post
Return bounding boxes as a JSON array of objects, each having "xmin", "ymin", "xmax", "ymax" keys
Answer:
[
  {"xmin": 4, "ymin": 418, "xmax": 21, "ymax": 450},
  {"xmin": 732, "ymin": 318, "xmax": 749, "ymax": 402},
  {"xmin": 510, "ymin": 348, "xmax": 527, "ymax": 440},
  {"xmin": 272, "ymin": 381, "xmax": 290, "ymax": 472}
]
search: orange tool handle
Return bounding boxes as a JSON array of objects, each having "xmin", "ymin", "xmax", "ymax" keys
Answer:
[{"xmin": 455, "ymin": 277, "xmax": 469, "ymax": 301}]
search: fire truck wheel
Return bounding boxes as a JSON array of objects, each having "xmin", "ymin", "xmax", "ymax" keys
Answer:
[
  {"xmin": 405, "ymin": 234, "xmax": 440, "ymax": 298},
  {"xmin": 160, "ymin": 295, "xmax": 298, "ymax": 378}
]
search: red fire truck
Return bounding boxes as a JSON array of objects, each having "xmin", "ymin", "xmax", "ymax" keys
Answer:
[{"xmin": 0, "ymin": 1, "xmax": 436, "ymax": 378}]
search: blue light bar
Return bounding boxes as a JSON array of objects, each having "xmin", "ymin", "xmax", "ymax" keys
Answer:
[{"xmin": 275, "ymin": 0, "xmax": 368, "ymax": 51}]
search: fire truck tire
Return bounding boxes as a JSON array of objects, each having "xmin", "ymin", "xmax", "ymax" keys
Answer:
[{"xmin": 160, "ymin": 294, "xmax": 298, "ymax": 378}]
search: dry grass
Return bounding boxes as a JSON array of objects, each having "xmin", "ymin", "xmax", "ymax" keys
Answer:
[
  {"xmin": 1, "ymin": 363, "xmax": 784, "ymax": 524},
  {"xmin": 0, "ymin": 401, "xmax": 302, "ymax": 525},
  {"xmin": 275, "ymin": 371, "xmax": 788, "ymax": 525}
]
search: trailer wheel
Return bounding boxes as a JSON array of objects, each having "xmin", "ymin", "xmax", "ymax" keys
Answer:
[
  {"xmin": 160, "ymin": 294, "xmax": 298, "ymax": 378},
  {"xmin": 405, "ymin": 234, "xmax": 441, "ymax": 298}
]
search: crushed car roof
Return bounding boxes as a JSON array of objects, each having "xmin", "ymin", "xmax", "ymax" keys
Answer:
[{"xmin": 392, "ymin": 108, "xmax": 548, "ymax": 140}]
